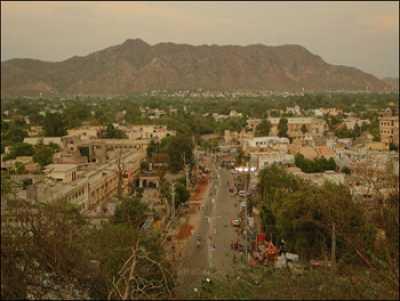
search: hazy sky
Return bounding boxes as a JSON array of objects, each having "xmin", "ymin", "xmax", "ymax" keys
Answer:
[{"xmin": 1, "ymin": 1, "xmax": 399, "ymax": 78}]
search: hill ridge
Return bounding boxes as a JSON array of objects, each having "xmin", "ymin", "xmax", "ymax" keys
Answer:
[{"xmin": 1, "ymin": 38, "xmax": 391, "ymax": 96}]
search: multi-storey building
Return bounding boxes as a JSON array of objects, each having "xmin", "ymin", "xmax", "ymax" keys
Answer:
[
  {"xmin": 244, "ymin": 136, "xmax": 293, "ymax": 170},
  {"xmin": 224, "ymin": 129, "xmax": 254, "ymax": 145},
  {"xmin": 268, "ymin": 117, "xmax": 328, "ymax": 140},
  {"xmin": 243, "ymin": 136, "xmax": 290, "ymax": 153},
  {"xmin": 343, "ymin": 117, "xmax": 370, "ymax": 130},
  {"xmin": 379, "ymin": 108, "xmax": 399, "ymax": 147},
  {"xmin": 319, "ymin": 107, "xmax": 343, "ymax": 117},
  {"xmin": 246, "ymin": 117, "xmax": 327, "ymax": 141},
  {"xmin": 20, "ymin": 151, "xmax": 145, "ymax": 212},
  {"xmin": 67, "ymin": 126, "xmax": 102, "ymax": 140},
  {"xmin": 124, "ymin": 125, "xmax": 176, "ymax": 142}
]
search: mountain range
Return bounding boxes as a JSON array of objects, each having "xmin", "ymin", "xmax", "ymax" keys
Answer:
[{"xmin": 1, "ymin": 38, "xmax": 393, "ymax": 97}]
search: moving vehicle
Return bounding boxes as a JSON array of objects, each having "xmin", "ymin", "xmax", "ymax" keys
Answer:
[
  {"xmin": 238, "ymin": 190, "xmax": 247, "ymax": 197},
  {"xmin": 231, "ymin": 218, "xmax": 241, "ymax": 227}
]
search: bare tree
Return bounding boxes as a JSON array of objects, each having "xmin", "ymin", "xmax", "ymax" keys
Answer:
[{"xmin": 108, "ymin": 240, "xmax": 175, "ymax": 300}]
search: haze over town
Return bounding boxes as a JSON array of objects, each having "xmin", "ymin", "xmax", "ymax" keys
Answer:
[{"xmin": 1, "ymin": 1, "xmax": 399, "ymax": 78}]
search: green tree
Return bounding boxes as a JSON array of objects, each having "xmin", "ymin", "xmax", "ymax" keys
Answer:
[
  {"xmin": 295, "ymin": 154, "xmax": 336, "ymax": 173},
  {"xmin": 125, "ymin": 105, "xmax": 142, "ymax": 124},
  {"xmin": 147, "ymin": 139, "xmax": 159, "ymax": 159},
  {"xmin": 9, "ymin": 142, "xmax": 33, "ymax": 158},
  {"xmin": 113, "ymin": 196, "xmax": 149, "ymax": 228},
  {"xmin": 14, "ymin": 161, "xmax": 26, "ymax": 174},
  {"xmin": 389, "ymin": 143, "xmax": 398, "ymax": 151},
  {"xmin": 140, "ymin": 160, "xmax": 149, "ymax": 172},
  {"xmin": 273, "ymin": 184, "xmax": 328, "ymax": 257},
  {"xmin": 259, "ymin": 165, "xmax": 376, "ymax": 260},
  {"xmin": 42, "ymin": 113, "xmax": 67, "ymax": 136},
  {"xmin": 167, "ymin": 135, "xmax": 193, "ymax": 173},
  {"xmin": 270, "ymin": 110, "xmax": 281, "ymax": 117},
  {"xmin": 278, "ymin": 118, "xmax": 288, "ymax": 138},
  {"xmin": 260, "ymin": 206, "xmax": 278, "ymax": 242},
  {"xmin": 255, "ymin": 119, "xmax": 272, "ymax": 137},
  {"xmin": 301, "ymin": 124, "xmax": 308, "ymax": 135},
  {"xmin": 341, "ymin": 166, "xmax": 351, "ymax": 174},
  {"xmin": 63, "ymin": 102, "xmax": 90, "ymax": 129},
  {"xmin": 1, "ymin": 199, "xmax": 91, "ymax": 299},
  {"xmin": 175, "ymin": 179, "xmax": 190, "ymax": 207},
  {"xmin": 2, "ymin": 120, "xmax": 27, "ymax": 145},
  {"xmin": 352, "ymin": 123, "xmax": 362, "ymax": 138},
  {"xmin": 99, "ymin": 123, "xmax": 127, "ymax": 139},
  {"xmin": 368, "ymin": 117, "xmax": 381, "ymax": 141},
  {"xmin": 258, "ymin": 164, "xmax": 300, "ymax": 206},
  {"xmin": 326, "ymin": 115, "xmax": 343, "ymax": 131},
  {"xmin": 32, "ymin": 143, "xmax": 58, "ymax": 167},
  {"xmin": 335, "ymin": 125, "xmax": 353, "ymax": 139},
  {"xmin": 159, "ymin": 136, "xmax": 174, "ymax": 153}
]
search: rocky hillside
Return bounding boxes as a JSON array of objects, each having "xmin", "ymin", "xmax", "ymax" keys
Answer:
[
  {"xmin": 383, "ymin": 77, "xmax": 399, "ymax": 92},
  {"xmin": 1, "ymin": 38, "xmax": 391, "ymax": 97}
]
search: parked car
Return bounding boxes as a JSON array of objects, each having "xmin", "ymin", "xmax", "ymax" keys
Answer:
[{"xmin": 231, "ymin": 218, "xmax": 241, "ymax": 227}]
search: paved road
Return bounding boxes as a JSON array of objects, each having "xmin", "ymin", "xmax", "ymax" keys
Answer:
[
  {"xmin": 213, "ymin": 167, "xmax": 241, "ymax": 276},
  {"xmin": 175, "ymin": 163, "xmax": 240, "ymax": 297}
]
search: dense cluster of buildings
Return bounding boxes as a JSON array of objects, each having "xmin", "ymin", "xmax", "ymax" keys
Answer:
[
  {"xmin": 1, "ymin": 123, "xmax": 177, "ymax": 224},
  {"xmin": 222, "ymin": 106, "xmax": 399, "ymax": 203},
  {"xmin": 2, "ymin": 100, "xmax": 398, "ymax": 226}
]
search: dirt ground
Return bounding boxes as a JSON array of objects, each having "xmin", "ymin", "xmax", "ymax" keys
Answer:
[{"xmin": 175, "ymin": 224, "xmax": 194, "ymax": 240}]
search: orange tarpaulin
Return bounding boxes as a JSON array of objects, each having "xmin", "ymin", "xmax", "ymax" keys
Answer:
[{"xmin": 265, "ymin": 241, "xmax": 279, "ymax": 261}]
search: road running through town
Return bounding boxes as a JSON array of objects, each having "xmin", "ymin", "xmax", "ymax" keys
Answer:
[{"xmin": 175, "ymin": 158, "xmax": 241, "ymax": 297}]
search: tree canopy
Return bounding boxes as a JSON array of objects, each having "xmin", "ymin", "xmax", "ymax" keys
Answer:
[
  {"xmin": 167, "ymin": 135, "xmax": 194, "ymax": 173},
  {"xmin": 257, "ymin": 165, "xmax": 374, "ymax": 260},
  {"xmin": 99, "ymin": 123, "xmax": 127, "ymax": 139},
  {"xmin": 42, "ymin": 113, "xmax": 67, "ymax": 137},
  {"xmin": 113, "ymin": 196, "xmax": 149, "ymax": 228},
  {"xmin": 32, "ymin": 143, "xmax": 60, "ymax": 167},
  {"xmin": 294, "ymin": 154, "xmax": 337, "ymax": 173},
  {"xmin": 255, "ymin": 119, "xmax": 272, "ymax": 137},
  {"xmin": 277, "ymin": 118, "xmax": 288, "ymax": 138}
]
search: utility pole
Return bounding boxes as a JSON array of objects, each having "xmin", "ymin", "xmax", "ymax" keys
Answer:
[
  {"xmin": 244, "ymin": 160, "xmax": 249, "ymax": 264},
  {"xmin": 183, "ymin": 152, "xmax": 190, "ymax": 191},
  {"xmin": 171, "ymin": 183, "xmax": 175, "ymax": 220},
  {"xmin": 331, "ymin": 222, "xmax": 336, "ymax": 271}
]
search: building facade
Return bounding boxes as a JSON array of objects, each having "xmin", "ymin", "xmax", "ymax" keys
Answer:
[{"xmin": 379, "ymin": 108, "xmax": 399, "ymax": 147}]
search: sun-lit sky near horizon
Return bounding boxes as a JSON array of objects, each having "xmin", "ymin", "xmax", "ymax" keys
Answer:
[{"xmin": 1, "ymin": 1, "xmax": 399, "ymax": 78}]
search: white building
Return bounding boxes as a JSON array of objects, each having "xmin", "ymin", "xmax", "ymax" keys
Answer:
[
  {"xmin": 23, "ymin": 137, "xmax": 63, "ymax": 148},
  {"xmin": 251, "ymin": 152, "xmax": 294, "ymax": 170},
  {"xmin": 229, "ymin": 110, "xmax": 243, "ymax": 118},
  {"xmin": 287, "ymin": 167, "xmax": 345, "ymax": 186},
  {"xmin": 285, "ymin": 105, "xmax": 302, "ymax": 116},
  {"xmin": 124, "ymin": 125, "xmax": 176, "ymax": 141},
  {"xmin": 67, "ymin": 126, "xmax": 101, "ymax": 140},
  {"xmin": 343, "ymin": 118, "xmax": 370, "ymax": 130},
  {"xmin": 44, "ymin": 164, "xmax": 78, "ymax": 183},
  {"xmin": 244, "ymin": 136, "xmax": 290, "ymax": 151}
]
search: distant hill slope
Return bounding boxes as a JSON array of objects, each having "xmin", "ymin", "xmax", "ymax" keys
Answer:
[
  {"xmin": 1, "ymin": 38, "xmax": 391, "ymax": 97},
  {"xmin": 383, "ymin": 77, "xmax": 399, "ymax": 92}
]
